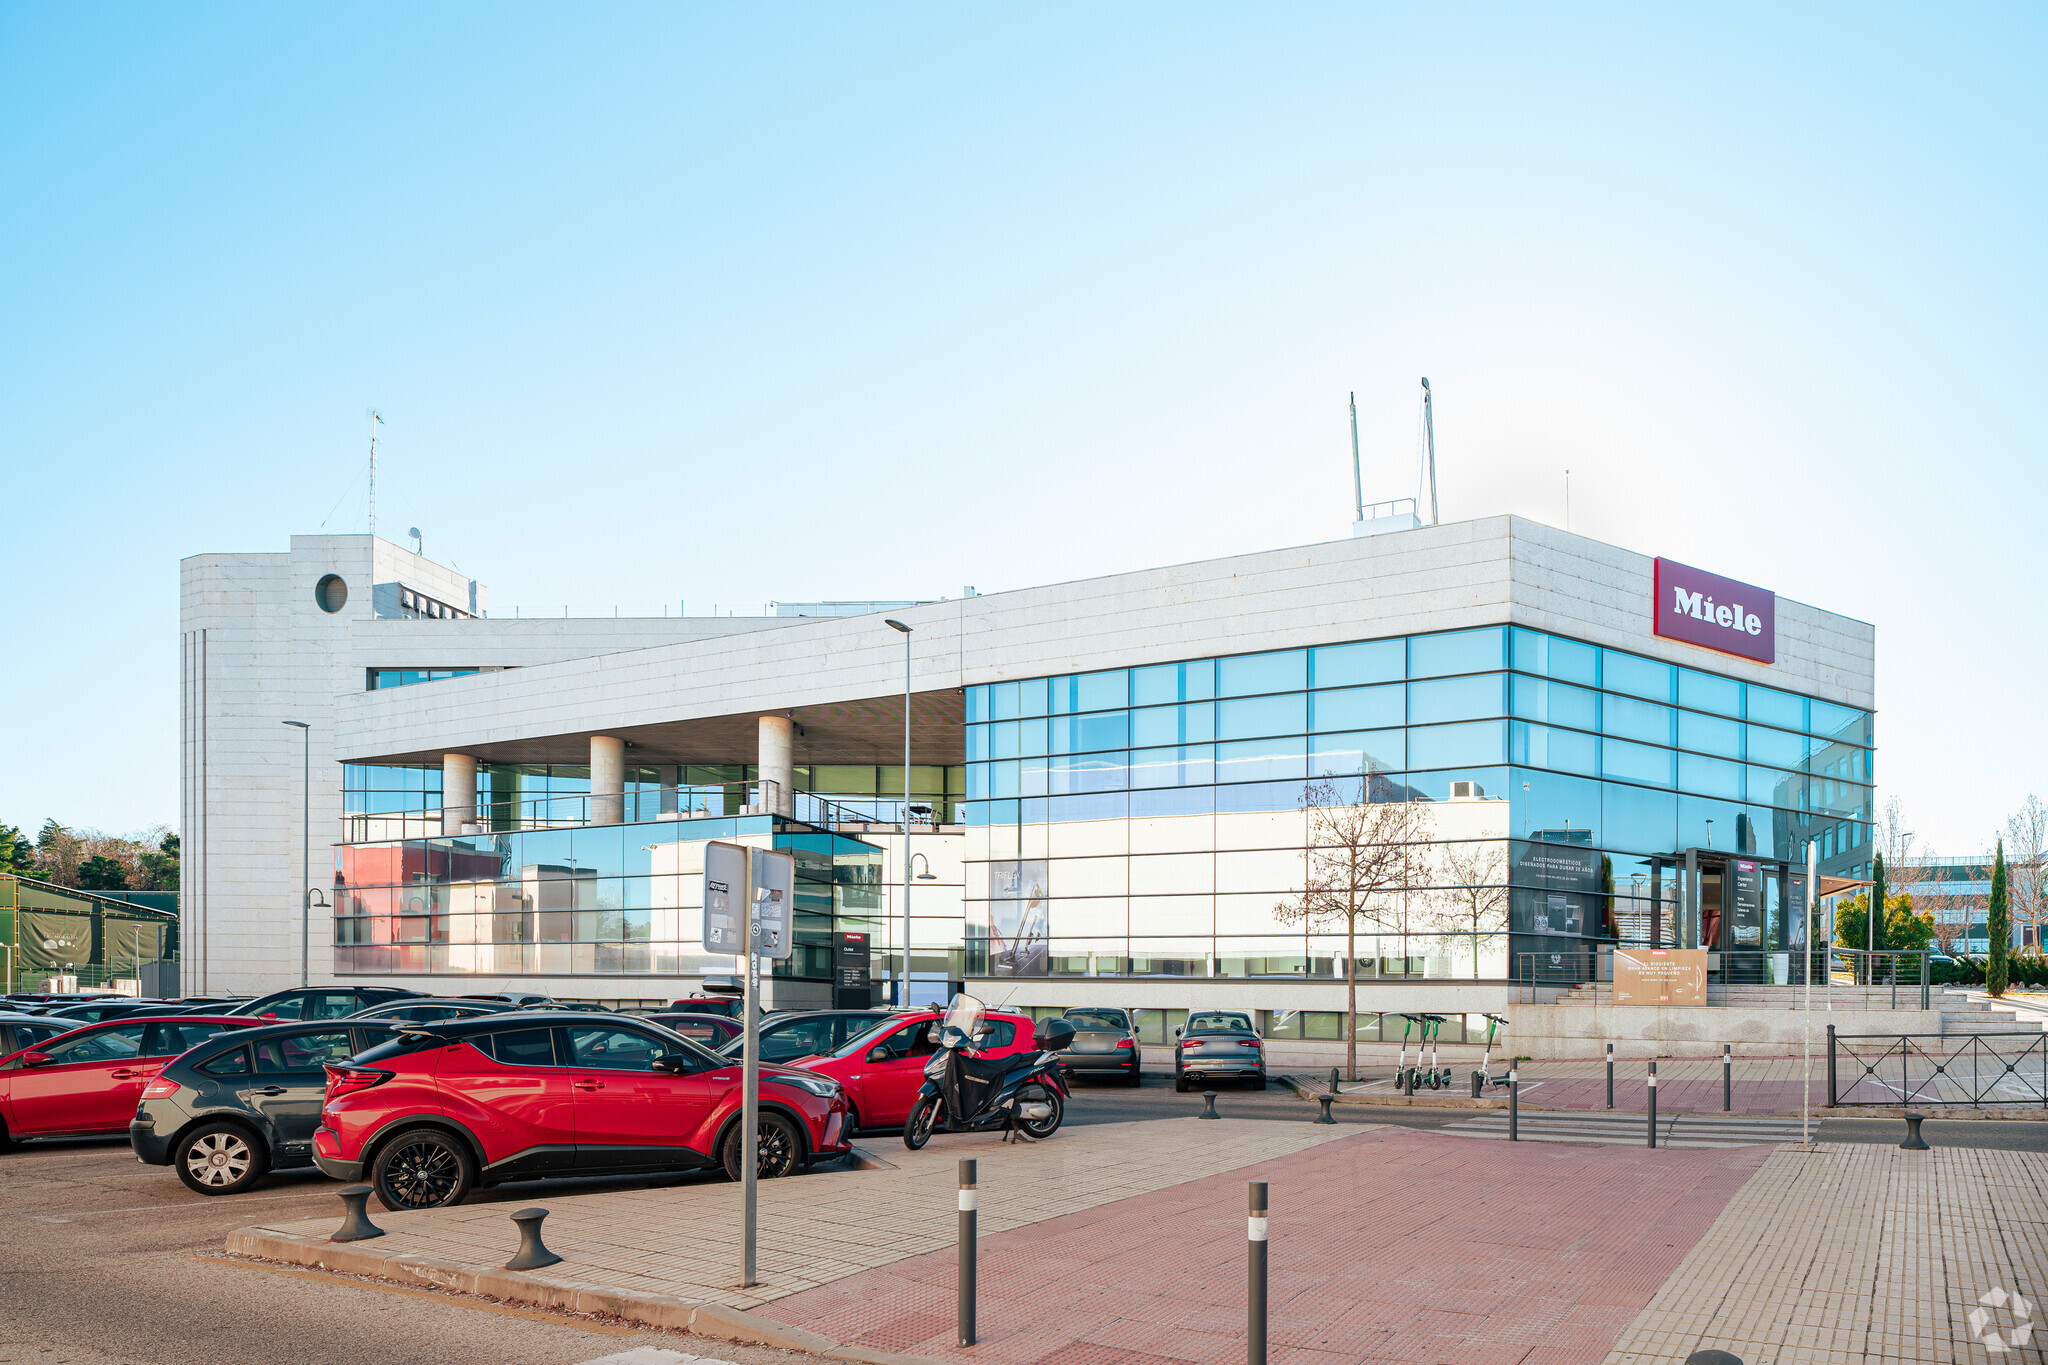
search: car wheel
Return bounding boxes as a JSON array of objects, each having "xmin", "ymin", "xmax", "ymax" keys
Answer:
[
  {"xmin": 1250, "ymin": 1077, "xmax": 1267, "ymax": 1091},
  {"xmin": 175, "ymin": 1122, "xmax": 269, "ymax": 1195},
  {"xmin": 1175, "ymin": 1074, "xmax": 1190, "ymax": 1093},
  {"xmin": 1125, "ymin": 1068, "xmax": 1143, "ymax": 1087},
  {"xmin": 372, "ymin": 1127, "xmax": 475, "ymax": 1211},
  {"xmin": 722, "ymin": 1112, "xmax": 802, "ymax": 1180},
  {"xmin": 901, "ymin": 1096, "xmax": 939, "ymax": 1151}
]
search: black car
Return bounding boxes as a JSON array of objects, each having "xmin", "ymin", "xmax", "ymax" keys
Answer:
[
  {"xmin": 130, "ymin": 1018, "xmax": 405, "ymax": 1194},
  {"xmin": 458, "ymin": 992, "xmax": 560, "ymax": 1008},
  {"xmin": 0, "ymin": 1013, "xmax": 75, "ymax": 1057},
  {"xmin": 227, "ymin": 987, "xmax": 425, "ymax": 1021},
  {"xmin": 45, "ymin": 1000, "xmax": 196, "ymax": 1025},
  {"xmin": 346, "ymin": 999, "xmax": 516, "ymax": 1025},
  {"xmin": 1173, "ymin": 1010, "xmax": 1266, "ymax": 1091},
  {"xmin": 1053, "ymin": 1007, "xmax": 1142, "ymax": 1085},
  {"xmin": 714, "ymin": 1009, "xmax": 893, "ymax": 1064}
]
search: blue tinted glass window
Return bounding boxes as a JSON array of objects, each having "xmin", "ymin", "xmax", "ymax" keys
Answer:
[
  {"xmin": 1510, "ymin": 722, "xmax": 1598, "ymax": 776},
  {"xmin": 1402, "ymin": 767, "xmax": 1510, "ymax": 802},
  {"xmin": 1601, "ymin": 650, "xmax": 1673, "ymax": 702},
  {"xmin": 1218, "ymin": 650, "xmax": 1307, "ymax": 697},
  {"xmin": 1310, "ymin": 684, "xmax": 1403, "ymax": 732},
  {"xmin": 1131, "ymin": 660, "xmax": 1216, "ymax": 705},
  {"xmin": 1678, "ymin": 669, "xmax": 1742, "ymax": 717},
  {"xmin": 1678, "ymin": 753, "xmax": 1743, "ymax": 801},
  {"xmin": 1017, "ymin": 718, "xmax": 1048, "ymax": 757},
  {"xmin": 1602, "ymin": 784, "xmax": 1676, "ymax": 856},
  {"xmin": 989, "ymin": 683, "xmax": 1019, "ymax": 722},
  {"xmin": 985, "ymin": 723, "xmax": 1017, "ymax": 761},
  {"xmin": 1217, "ymin": 694, "xmax": 1307, "ymax": 740},
  {"xmin": 1515, "ymin": 770, "xmax": 1603, "ymax": 843},
  {"xmin": 1409, "ymin": 675, "xmax": 1504, "ymax": 724},
  {"xmin": 1020, "ymin": 757, "xmax": 1049, "ymax": 797},
  {"xmin": 1746, "ymin": 766, "xmax": 1801, "ymax": 810},
  {"xmin": 965, "ymin": 686, "xmax": 987, "ymax": 724},
  {"xmin": 1049, "ymin": 792, "xmax": 1126, "ymax": 823},
  {"xmin": 1510, "ymin": 629, "xmax": 1598, "ymax": 686},
  {"xmin": 1050, "ymin": 712, "xmax": 1129, "ymax": 754},
  {"xmin": 1214, "ymin": 781, "xmax": 1302, "ymax": 814},
  {"xmin": 966, "ymin": 765, "xmax": 990, "ymax": 800},
  {"xmin": 1047, "ymin": 754, "xmax": 1128, "ymax": 794},
  {"xmin": 966, "ymin": 725, "xmax": 989, "ymax": 762},
  {"xmin": 1408, "ymin": 720, "xmax": 1506, "ymax": 769},
  {"xmin": 1509, "ymin": 676, "xmax": 1598, "ymax": 731},
  {"xmin": 1678, "ymin": 711, "xmax": 1741, "ymax": 759},
  {"xmin": 1677, "ymin": 796, "xmax": 1751, "ymax": 854},
  {"xmin": 1309, "ymin": 640, "xmax": 1403, "ymax": 688},
  {"xmin": 1051, "ymin": 670, "xmax": 1129, "ymax": 714},
  {"xmin": 1808, "ymin": 699, "xmax": 1862, "ymax": 744},
  {"xmin": 988, "ymin": 761, "xmax": 1020, "ymax": 799},
  {"xmin": 1602, "ymin": 739, "xmax": 1673, "ymax": 788},
  {"xmin": 1409, "ymin": 628, "xmax": 1504, "ymax": 678},
  {"xmin": 1310, "ymin": 730, "xmax": 1404, "ymax": 776},
  {"xmin": 1128, "ymin": 745, "xmax": 1215, "ymax": 788},
  {"xmin": 1017, "ymin": 679, "xmax": 1048, "ymax": 717},
  {"xmin": 1131, "ymin": 703, "xmax": 1214, "ymax": 747},
  {"xmin": 1130, "ymin": 786, "xmax": 1215, "ymax": 818},
  {"xmin": 1744, "ymin": 726, "xmax": 1809, "ymax": 770},
  {"xmin": 1745, "ymin": 685, "xmax": 1804, "ymax": 730},
  {"xmin": 1603, "ymin": 696, "xmax": 1674, "ymax": 746},
  {"xmin": 1216, "ymin": 737, "xmax": 1308, "ymax": 784}
]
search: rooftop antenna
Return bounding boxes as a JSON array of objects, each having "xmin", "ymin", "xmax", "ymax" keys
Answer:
[
  {"xmin": 1348, "ymin": 392, "xmax": 1364, "ymax": 524},
  {"xmin": 1420, "ymin": 378, "xmax": 1439, "ymax": 525},
  {"xmin": 367, "ymin": 410, "xmax": 383, "ymax": 541},
  {"xmin": 408, "ymin": 526, "xmax": 422, "ymax": 557}
]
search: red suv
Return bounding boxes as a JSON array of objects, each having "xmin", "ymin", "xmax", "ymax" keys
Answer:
[
  {"xmin": 312, "ymin": 1012, "xmax": 851, "ymax": 1210},
  {"xmin": 791, "ymin": 1007, "xmax": 1040, "ymax": 1132},
  {"xmin": 0, "ymin": 1016, "xmax": 253, "ymax": 1144}
]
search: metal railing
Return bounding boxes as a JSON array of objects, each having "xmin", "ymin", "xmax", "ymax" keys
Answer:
[
  {"xmin": 343, "ymin": 781, "xmax": 952, "ymax": 844},
  {"xmin": 1829, "ymin": 949, "xmax": 1931, "ymax": 1008},
  {"xmin": 1828, "ymin": 1026, "xmax": 2048, "ymax": 1107}
]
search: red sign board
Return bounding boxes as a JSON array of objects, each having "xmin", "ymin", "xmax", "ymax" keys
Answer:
[{"xmin": 1653, "ymin": 558, "xmax": 1775, "ymax": 664}]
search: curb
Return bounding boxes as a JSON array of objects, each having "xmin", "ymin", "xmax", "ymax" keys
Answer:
[{"xmin": 222, "ymin": 1229, "xmax": 949, "ymax": 1365}]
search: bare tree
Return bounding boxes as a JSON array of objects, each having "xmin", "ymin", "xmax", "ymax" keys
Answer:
[
  {"xmin": 1433, "ymin": 840, "xmax": 1509, "ymax": 978},
  {"xmin": 1876, "ymin": 795, "xmax": 1917, "ymax": 873},
  {"xmin": 2006, "ymin": 795, "xmax": 2048, "ymax": 953},
  {"xmin": 1273, "ymin": 778, "xmax": 1428, "ymax": 1080}
]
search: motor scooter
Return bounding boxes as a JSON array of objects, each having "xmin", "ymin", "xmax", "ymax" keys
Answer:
[{"xmin": 903, "ymin": 994, "xmax": 1075, "ymax": 1149}]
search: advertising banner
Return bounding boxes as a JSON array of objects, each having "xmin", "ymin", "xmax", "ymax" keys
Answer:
[
  {"xmin": 1729, "ymin": 859, "xmax": 1764, "ymax": 948},
  {"xmin": 1653, "ymin": 557, "xmax": 1776, "ymax": 664},
  {"xmin": 1511, "ymin": 841, "xmax": 1602, "ymax": 938},
  {"xmin": 833, "ymin": 930, "xmax": 871, "ymax": 1006},
  {"xmin": 1614, "ymin": 947, "xmax": 1709, "ymax": 1006},
  {"xmin": 987, "ymin": 860, "xmax": 1048, "ymax": 977}
]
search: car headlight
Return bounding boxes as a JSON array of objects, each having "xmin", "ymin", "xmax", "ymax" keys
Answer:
[{"xmin": 768, "ymin": 1073, "xmax": 840, "ymax": 1098}]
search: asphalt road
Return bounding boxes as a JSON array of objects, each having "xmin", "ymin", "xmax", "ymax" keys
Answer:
[{"xmin": 5, "ymin": 1081, "xmax": 2042, "ymax": 1365}]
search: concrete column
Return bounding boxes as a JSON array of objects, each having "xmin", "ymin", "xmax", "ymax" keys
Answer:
[
  {"xmin": 442, "ymin": 754, "xmax": 478, "ymax": 834},
  {"xmin": 757, "ymin": 715, "xmax": 795, "ymax": 817},
  {"xmin": 590, "ymin": 735, "xmax": 625, "ymax": 825}
]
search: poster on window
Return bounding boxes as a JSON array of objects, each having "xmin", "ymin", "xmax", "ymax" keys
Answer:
[
  {"xmin": 987, "ymin": 860, "xmax": 1048, "ymax": 977},
  {"xmin": 1510, "ymin": 841, "xmax": 1601, "ymax": 938}
]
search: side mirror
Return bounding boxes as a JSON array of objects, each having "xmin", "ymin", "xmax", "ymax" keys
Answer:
[
  {"xmin": 1172, "ymin": 1026, "xmax": 1182, "ymax": 1038},
  {"xmin": 867, "ymin": 1046, "xmax": 891, "ymax": 1064},
  {"xmin": 650, "ymin": 1054, "xmax": 689, "ymax": 1073},
  {"xmin": 19, "ymin": 1051, "xmax": 54, "ymax": 1068},
  {"xmin": 926, "ymin": 1024, "xmax": 943, "ymax": 1044}
]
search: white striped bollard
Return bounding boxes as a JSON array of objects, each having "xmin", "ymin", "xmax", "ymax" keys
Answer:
[
  {"xmin": 958, "ymin": 1158, "xmax": 976, "ymax": 1346},
  {"xmin": 1247, "ymin": 1180, "xmax": 1267, "ymax": 1365}
]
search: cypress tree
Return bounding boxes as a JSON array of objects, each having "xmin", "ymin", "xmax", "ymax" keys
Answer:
[
  {"xmin": 1869, "ymin": 852, "xmax": 1887, "ymax": 958},
  {"xmin": 1988, "ymin": 839, "xmax": 2010, "ymax": 997}
]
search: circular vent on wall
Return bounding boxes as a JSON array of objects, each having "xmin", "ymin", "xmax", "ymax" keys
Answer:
[{"xmin": 314, "ymin": 574, "xmax": 348, "ymax": 613}]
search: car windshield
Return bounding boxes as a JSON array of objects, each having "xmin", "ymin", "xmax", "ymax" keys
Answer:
[
  {"xmin": 1063, "ymin": 1009, "xmax": 1127, "ymax": 1030},
  {"xmin": 1186, "ymin": 1013, "xmax": 1253, "ymax": 1035}
]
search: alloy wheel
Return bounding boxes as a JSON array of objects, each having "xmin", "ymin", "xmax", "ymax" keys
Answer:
[
  {"xmin": 384, "ymin": 1137, "xmax": 462, "ymax": 1208},
  {"xmin": 184, "ymin": 1131, "xmax": 253, "ymax": 1188}
]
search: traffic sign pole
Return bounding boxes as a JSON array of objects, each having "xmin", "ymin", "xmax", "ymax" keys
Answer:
[{"xmin": 743, "ymin": 847, "xmax": 759, "ymax": 1288}]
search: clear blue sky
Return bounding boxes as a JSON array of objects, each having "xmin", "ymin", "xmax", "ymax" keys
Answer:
[{"xmin": 2, "ymin": 5, "xmax": 2041, "ymax": 856}]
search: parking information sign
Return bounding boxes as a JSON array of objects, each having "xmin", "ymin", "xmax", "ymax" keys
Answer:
[
  {"xmin": 702, "ymin": 841, "xmax": 748, "ymax": 955},
  {"xmin": 751, "ymin": 847, "xmax": 795, "ymax": 961}
]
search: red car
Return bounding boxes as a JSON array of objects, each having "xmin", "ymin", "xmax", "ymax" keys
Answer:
[
  {"xmin": 790, "ymin": 1007, "xmax": 1041, "ymax": 1132},
  {"xmin": 0, "ymin": 1016, "xmax": 253, "ymax": 1145},
  {"xmin": 313, "ymin": 1011, "xmax": 852, "ymax": 1210}
]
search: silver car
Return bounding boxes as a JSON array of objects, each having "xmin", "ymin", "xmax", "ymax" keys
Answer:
[{"xmin": 1173, "ymin": 1010, "xmax": 1266, "ymax": 1091}]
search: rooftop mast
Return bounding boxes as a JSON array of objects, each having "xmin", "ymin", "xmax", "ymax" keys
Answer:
[
  {"xmin": 1420, "ymin": 378, "xmax": 1439, "ymax": 525},
  {"xmin": 1349, "ymin": 392, "xmax": 1364, "ymax": 524},
  {"xmin": 368, "ymin": 410, "xmax": 383, "ymax": 541}
]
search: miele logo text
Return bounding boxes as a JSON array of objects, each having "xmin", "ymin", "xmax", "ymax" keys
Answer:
[{"xmin": 1670, "ymin": 587, "xmax": 1762, "ymax": 638}]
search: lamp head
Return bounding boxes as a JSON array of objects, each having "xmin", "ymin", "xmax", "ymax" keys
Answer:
[{"xmin": 884, "ymin": 618, "xmax": 911, "ymax": 633}]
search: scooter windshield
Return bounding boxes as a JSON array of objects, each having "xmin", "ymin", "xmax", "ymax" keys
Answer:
[{"xmin": 941, "ymin": 993, "xmax": 985, "ymax": 1040}]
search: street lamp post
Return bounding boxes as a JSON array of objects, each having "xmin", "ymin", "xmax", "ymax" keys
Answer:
[
  {"xmin": 283, "ymin": 721, "xmax": 311, "ymax": 987},
  {"xmin": 885, "ymin": 619, "xmax": 914, "ymax": 1006}
]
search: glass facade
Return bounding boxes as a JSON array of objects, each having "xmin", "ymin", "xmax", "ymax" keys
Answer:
[
  {"xmin": 331, "ymin": 816, "xmax": 883, "ymax": 981},
  {"xmin": 962, "ymin": 626, "xmax": 1873, "ymax": 980},
  {"xmin": 368, "ymin": 668, "xmax": 481, "ymax": 689}
]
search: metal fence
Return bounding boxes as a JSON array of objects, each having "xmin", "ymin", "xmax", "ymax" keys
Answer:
[
  {"xmin": 343, "ymin": 780, "xmax": 935, "ymax": 843},
  {"xmin": 1828, "ymin": 1026, "xmax": 2048, "ymax": 1107}
]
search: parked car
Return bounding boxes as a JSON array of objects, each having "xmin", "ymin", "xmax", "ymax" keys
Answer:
[
  {"xmin": 229, "ymin": 987, "xmax": 425, "ymax": 1021},
  {"xmin": 131, "ymin": 1018, "xmax": 419, "ymax": 1194},
  {"xmin": 646, "ymin": 1012, "xmax": 745, "ymax": 1048},
  {"xmin": 312, "ymin": 1012, "xmax": 853, "ymax": 1211},
  {"xmin": 458, "ymin": 992, "xmax": 559, "ymax": 1008},
  {"xmin": 45, "ymin": 1000, "xmax": 198, "ymax": 1025},
  {"xmin": 666, "ymin": 995, "xmax": 751, "ymax": 1021},
  {"xmin": 345, "ymin": 999, "xmax": 517, "ymax": 1025},
  {"xmin": 1173, "ymin": 1010, "xmax": 1265, "ymax": 1091},
  {"xmin": 714, "ymin": 1010, "xmax": 895, "ymax": 1065},
  {"xmin": 0, "ymin": 1013, "xmax": 77, "ymax": 1058},
  {"xmin": 791, "ymin": 1007, "xmax": 1040, "ymax": 1131},
  {"xmin": 177, "ymin": 995, "xmax": 253, "ymax": 1008},
  {"xmin": 0, "ymin": 1016, "xmax": 256, "ymax": 1146},
  {"xmin": 1053, "ymin": 1006, "xmax": 1143, "ymax": 1086}
]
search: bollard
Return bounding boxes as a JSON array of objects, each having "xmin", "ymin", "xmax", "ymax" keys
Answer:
[
  {"xmin": 1684, "ymin": 1351, "xmax": 1744, "ymax": 1365},
  {"xmin": 1722, "ymin": 1044, "xmax": 1732, "ymax": 1112},
  {"xmin": 505, "ymin": 1208, "xmax": 562, "ymax": 1270},
  {"xmin": 1247, "ymin": 1181, "xmax": 1268, "ymax": 1365},
  {"xmin": 1508, "ymin": 1068, "xmax": 1519, "ymax": 1141},
  {"xmin": 1200, "ymin": 1090, "xmax": 1221, "ymax": 1119},
  {"xmin": 1329, "ymin": 1067, "xmax": 1340, "ymax": 1095},
  {"xmin": 1900, "ymin": 1112, "xmax": 1930, "ymax": 1151},
  {"xmin": 1647, "ymin": 1059, "xmax": 1658, "ymax": 1149},
  {"xmin": 1469, "ymin": 1069, "xmax": 1482, "ymax": 1098},
  {"xmin": 330, "ymin": 1184, "xmax": 385, "ymax": 1243},
  {"xmin": 1826, "ymin": 1025, "xmax": 1837, "ymax": 1107},
  {"xmin": 1313, "ymin": 1094, "xmax": 1337, "ymax": 1124},
  {"xmin": 1606, "ymin": 1041, "xmax": 1614, "ymax": 1109},
  {"xmin": 957, "ymin": 1158, "xmax": 977, "ymax": 1345}
]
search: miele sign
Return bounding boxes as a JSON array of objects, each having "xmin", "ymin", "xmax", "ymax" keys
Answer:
[{"xmin": 1653, "ymin": 558, "xmax": 1775, "ymax": 665}]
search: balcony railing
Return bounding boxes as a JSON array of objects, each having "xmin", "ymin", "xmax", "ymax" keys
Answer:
[{"xmin": 342, "ymin": 781, "xmax": 954, "ymax": 844}]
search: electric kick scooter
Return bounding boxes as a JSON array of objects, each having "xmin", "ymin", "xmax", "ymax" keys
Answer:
[
  {"xmin": 1417, "ymin": 1013, "xmax": 1453, "ymax": 1090},
  {"xmin": 1475, "ymin": 1013, "xmax": 1512, "ymax": 1089}
]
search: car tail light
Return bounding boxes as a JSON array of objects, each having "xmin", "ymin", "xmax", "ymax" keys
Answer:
[
  {"xmin": 1115, "ymin": 1038, "xmax": 1135, "ymax": 1049},
  {"xmin": 141, "ymin": 1075, "xmax": 182, "ymax": 1099},
  {"xmin": 1239, "ymin": 1039, "xmax": 1262, "ymax": 1049},
  {"xmin": 1182, "ymin": 1040, "xmax": 1204, "ymax": 1049},
  {"xmin": 323, "ymin": 1064, "xmax": 394, "ymax": 1100}
]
